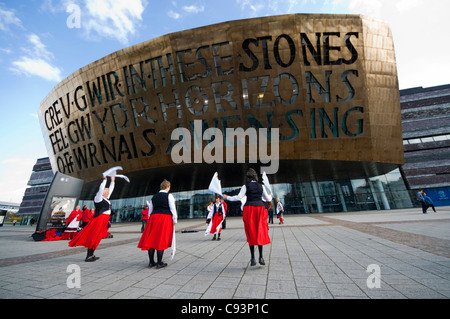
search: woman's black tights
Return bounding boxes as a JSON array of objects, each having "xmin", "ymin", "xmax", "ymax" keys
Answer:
[
  {"xmin": 148, "ymin": 248, "xmax": 164, "ymax": 264},
  {"xmin": 249, "ymin": 245, "xmax": 263, "ymax": 259}
]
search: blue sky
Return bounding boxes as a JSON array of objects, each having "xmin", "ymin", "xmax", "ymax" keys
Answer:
[{"xmin": 0, "ymin": 0, "xmax": 448, "ymax": 203}]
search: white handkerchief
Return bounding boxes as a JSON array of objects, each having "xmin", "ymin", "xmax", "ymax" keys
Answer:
[
  {"xmin": 208, "ymin": 172, "xmax": 222, "ymax": 195},
  {"xmin": 262, "ymin": 171, "xmax": 272, "ymax": 194},
  {"xmin": 103, "ymin": 166, "xmax": 123, "ymax": 178},
  {"xmin": 115, "ymin": 174, "xmax": 130, "ymax": 183},
  {"xmin": 204, "ymin": 222, "xmax": 213, "ymax": 236},
  {"xmin": 103, "ymin": 167, "xmax": 129, "ymax": 182},
  {"xmin": 171, "ymin": 228, "xmax": 176, "ymax": 260},
  {"xmin": 240, "ymin": 196, "xmax": 246, "ymax": 211}
]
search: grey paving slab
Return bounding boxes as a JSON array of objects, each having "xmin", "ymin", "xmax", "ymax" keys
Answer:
[{"xmin": 1, "ymin": 207, "xmax": 450, "ymax": 300}]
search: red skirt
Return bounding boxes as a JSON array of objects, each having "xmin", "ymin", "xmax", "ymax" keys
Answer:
[
  {"xmin": 68, "ymin": 214, "xmax": 110, "ymax": 250},
  {"xmin": 243, "ymin": 205, "xmax": 271, "ymax": 246},
  {"xmin": 138, "ymin": 213, "xmax": 173, "ymax": 250},
  {"xmin": 210, "ymin": 213, "xmax": 224, "ymax": 234}
]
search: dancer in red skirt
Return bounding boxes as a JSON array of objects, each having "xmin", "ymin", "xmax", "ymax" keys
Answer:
[
  {"xmin": 276, "ymin": 197, "xmax": 284, "ymax": 224},
  {"xmin": 206, "ymin": 195, "xmax": 227, "ymax": 240},
  {"xmin": 138, "ymin": 179, "xmax": 177, "ymax": 269},
  {"xmin": 224, "ymin": 168, "xmax": 272, "ymax": 266},
  {"xmin": 80, "ymin": 205, "xmax": 93, "ymax": 228},
  {"xmin": 141, "ymin": 204, "xmax": 149, "ymax": 233},
  {"xmin": 63, "ymin": 205, "xmax": 82, "ymax": 239},
  {"xmin": 69, "ymin": 176, "xmax": 115, "ymax": 262}
]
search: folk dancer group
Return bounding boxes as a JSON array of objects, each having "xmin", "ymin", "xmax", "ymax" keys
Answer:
[
  {"xmin": 68, "ymin": 167, "xmax": 280, "ymax": 268},
  {"xmin": 62, "ymin": 205, "xmax": 97, "ymax": 240}
]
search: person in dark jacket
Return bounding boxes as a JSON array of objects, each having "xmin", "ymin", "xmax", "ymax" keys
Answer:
[
  {"xmin": 417, "ymin": 189, "xmax": 427, "ymax": 214},
  {"xmin": 224, "ymin": 168, "xmax": 272, "ymax": 266},
  {"xmin": 423, "ymin": 192, "xmax": 437, "ymax": 213}
]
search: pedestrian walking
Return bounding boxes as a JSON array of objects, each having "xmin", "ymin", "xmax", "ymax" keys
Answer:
[
  {"xmin": 423, "ymin": 192, "xmax": 437, "ymax": 213},
  {"xmin": 267, "ymin": 201, "xmax": 274, "ymax": 224},
  {"xmin": 417, "ymin": 189, "xmax": 428, "ymax": 214}
]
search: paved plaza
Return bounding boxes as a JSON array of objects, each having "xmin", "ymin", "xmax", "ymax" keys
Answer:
[{"xmin": 1, "ymin": 207, "xmax": 450, "ymax": 300}]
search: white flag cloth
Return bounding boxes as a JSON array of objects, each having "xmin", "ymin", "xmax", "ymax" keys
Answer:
[
  {"xmin": 171, "ymin": 228, "xmax": 176, "ymax": 260},
  {"xmin": 240, "ymin": 196, "xmax": 247, "ymax": 211},
  {"xmin": 216, "ymin": 219, "xmax": 225, "ymax": 233},
  {"xmin": 103, "ymin": 166, "xmax": 122, "ymax": 177},
  {"xmin": 262, "ymin": 171, "xmax": 272, "ymax": 194},
  {"xmin": 102, "ymin": 166, "xmax": 130, "ymax": 183},
  {"xmin": 115, "ymin": 174, "xmax": 130, "ymax": 183},
  {"xmin": 208, "ymin": 172, "xmax": 222, "ymax": 195},
  {"xmin": 204, "ymin": 221, "xmax": 212, "ymax": 236}
]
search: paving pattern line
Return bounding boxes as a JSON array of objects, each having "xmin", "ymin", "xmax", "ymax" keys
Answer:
[{"xmin": 312, "ymin": 216, "xmax": 450, "ymax": 258}]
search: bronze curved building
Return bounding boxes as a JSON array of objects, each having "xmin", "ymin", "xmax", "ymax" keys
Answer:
[{"xmin": 38, "ymin": 14, "xmax": 412, "ymax": 220}]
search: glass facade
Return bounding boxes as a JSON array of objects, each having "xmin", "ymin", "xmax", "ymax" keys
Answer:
[{"xmin": 79, "ymin": 168, "xmax": 413, "ymax": 223}]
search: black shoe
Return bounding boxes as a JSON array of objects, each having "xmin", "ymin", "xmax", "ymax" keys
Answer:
[
  {"xmin": 148, "ymin": 262, "xmax": 156, "ymax": 268},
  {"xmin": 212, "ymin": 236, "xmax": 216, "ymax": 240},
  {"xmin": 250, "ymin": 258, "xmax": 256, "ymax": 266},
  {"xmin": 85, "ymin": 256, "xmax": 97, "ymax": 262},
  {"xmin": 217, "ymin": 237, "xmax": 221, "ymax": 241},
  {"xmin": 156, "ymin": 262, "xmax": 167, "ymax": 269},
  {"xmin": 259, "ymin": 258, "xmax": 265, "ymax": 265}
]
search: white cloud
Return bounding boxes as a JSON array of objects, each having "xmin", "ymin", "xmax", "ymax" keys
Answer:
[
  {"xmin": 168, "ymin": 3, "xmax": 205, "ymax": 20},
  {"xmin": 168, "ymin": 10, "xmax": 181, "ymax": 19},
  {"xmin": 285, "ymin": 0, "xmax": 310, "ymax": 13},
  {"xmin": 0, "ymin": 157, "xmax": 35, "ymax": 203},
  {"xmin": 10, "ymin": 34, "xmax": 62, "ymax": 82},
  {"xmin": 236, "ymin": 0, "xmax": 270, "ymax": 17},
  {"xmin": 183, "ymin": 5, "xmax": 205, "ymax": 14},
  {"xmin": 0, "ymin": 6, "xmax": 22, "ymax": 31},
  {"xmin": 82, "ymin": 0, "xmax": 146, "ymax": 44},
  {"xmin": 346, "ymin": 0, "xmax": 450, "ymax": 89},
  {"xmin": 395, "ymin": 0, "xmax": 422, "ymax": 13},
  {"xmin": 0, "ymin": 48, "xmax": 12, "ymax": 54},
  {"xmin": 237, "ymin": 0, "xmax": 318, "ymax": 16},
  {"xmin": 348, "ymin": 0, "xmax": 383, "ymax": 19},
  {"xmin": 39, "ymin": 0, "xmax": 146, "ymax": 44},
  {"xmin": 11, "ymin": 57, "xmax": 62, "ymax": 82},
  {"xmin": 25, "ymin": 34, "xmax": 54, "ymax": 59}
]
